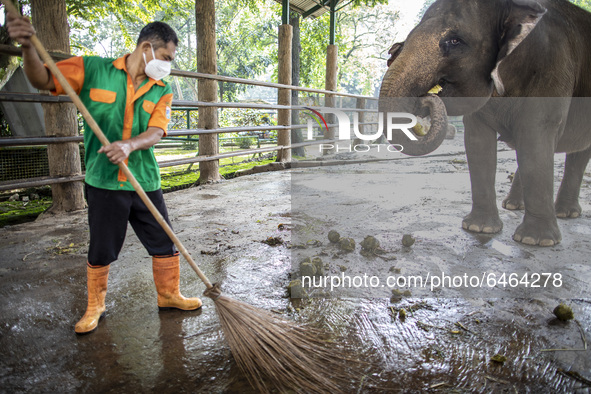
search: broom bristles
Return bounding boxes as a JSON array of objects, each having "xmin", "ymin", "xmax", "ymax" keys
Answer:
[{"xmin": 205, "ymin": 285, "xmax": 354, "ymax": 393}]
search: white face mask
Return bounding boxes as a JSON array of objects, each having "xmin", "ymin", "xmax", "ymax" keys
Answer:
[{"xmin": 143, "ymin": 43, "xmax": 171, "ymax": 81}]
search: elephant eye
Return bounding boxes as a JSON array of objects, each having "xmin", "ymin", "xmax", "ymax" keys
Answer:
[
  {"xmin": 446, "ymin": 37, "xmax": 463, "ymax": 46},
  {"xmin": 440, "ymin": 35, "xmax": 464, "ymax": 55}
]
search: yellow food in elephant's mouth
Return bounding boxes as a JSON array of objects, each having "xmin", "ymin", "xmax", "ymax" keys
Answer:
[
  {"xmin": 412, "ymin": 116, "xmax": 431, "ymax": 137},
  {"xmin": 411, "ymin": 85, "xmax": 441, "ymax": 136},
  {"xmin": 428, "ymin": 84, "xmax": 443, "ymax": 94}
]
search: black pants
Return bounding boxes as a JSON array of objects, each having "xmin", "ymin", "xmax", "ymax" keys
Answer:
[{"xmin": 86, "ymin": 184, "xmax": 176, "ymax": 266}]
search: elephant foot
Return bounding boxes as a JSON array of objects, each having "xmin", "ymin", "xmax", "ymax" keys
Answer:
[
  {"xmin": 555, "ymin": 201, "xmax": 582, "ymax": 218},
  {"xmin": 462, "ymin": 211, "xmax": 503, "ymax": 234},
  {"xmin": 502, "ymin": 197, "xmax": 524, "ymax": 211},
  {"xmin": 512, "ymin": 218, "xmax": 561, "ymax": 247}
]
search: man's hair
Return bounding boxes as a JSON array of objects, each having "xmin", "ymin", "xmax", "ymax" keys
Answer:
[{"xmin": 137, "ymin": 22, "xmax": 178, "ymax": 49}]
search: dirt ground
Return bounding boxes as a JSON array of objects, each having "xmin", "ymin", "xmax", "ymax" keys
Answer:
[{"xmin": 0, "ymin": 135, "xmax": 589, "ymax": 393}]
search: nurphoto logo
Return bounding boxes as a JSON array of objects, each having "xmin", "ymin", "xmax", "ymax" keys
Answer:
[{"xmin": 303, "ymin": 107, "xmax": 421, "ymax": 153}]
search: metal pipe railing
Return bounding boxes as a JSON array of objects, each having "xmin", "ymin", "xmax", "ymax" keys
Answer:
[
  {"xmin": 0, "ymin": 92, "xmax": 377, "ymax": 113},
  {"xmin": 0, "ymin": 121, "xmax": 380, "ymax": 147}
]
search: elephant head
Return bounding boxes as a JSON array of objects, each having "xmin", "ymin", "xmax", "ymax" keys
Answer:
[{"xmin": 379, "ymin": 0, "xmax": 547, "ymax": 155}]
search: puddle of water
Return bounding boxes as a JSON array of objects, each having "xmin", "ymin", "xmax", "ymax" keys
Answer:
[{"xmin": 485, "ymin": 239, "xmax": 534, "ymax": 259}]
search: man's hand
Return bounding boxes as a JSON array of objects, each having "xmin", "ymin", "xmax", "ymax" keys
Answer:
[
  {"xmin": 6, "ymin": 12, "xmax": 35, "ymax": 49},
  {"xmin": 98, "ymin": 127, "xmax": 164, "ymax": 165},
  {"xmin": 98, "ymin": 141, "xmax": 132, "ymax": 165}
]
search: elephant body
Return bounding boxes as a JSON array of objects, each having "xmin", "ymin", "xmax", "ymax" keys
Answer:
[{"xmin": 379, "ymin": 0, "xmax": 591, "ymax": 246}]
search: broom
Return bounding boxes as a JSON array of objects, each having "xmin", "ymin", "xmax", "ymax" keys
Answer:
[{"xmin": 2, "ymin": 1, "xmax": 355, "ymax": 392}]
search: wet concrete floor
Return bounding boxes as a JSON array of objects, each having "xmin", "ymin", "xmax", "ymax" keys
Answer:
[{"xmin": 0, "ymin": 135, "xmax": 590, "ymax": 393}]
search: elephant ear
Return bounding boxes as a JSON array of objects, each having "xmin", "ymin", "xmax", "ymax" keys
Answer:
[
  {"xmin": 387, "ymin": 42, "xmax": 404, "ymax": 67},
  {"xmin": 491, "ymin": 0, "xmax": 547, "ymax": 95}
]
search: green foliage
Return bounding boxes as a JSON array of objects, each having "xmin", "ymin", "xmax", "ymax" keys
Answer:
[
  {"xmin": 219, "ymin": 108, "xmax": 275, "ymax": 129},
  {"xmin": 215, "ymin": 0, "xmax": 277, "ymax": 102},
  {"xmin": 0, "ymin": 106, "xmax": 11, "ymax": 137},
  {"xmin": 219, "ymin": 107, "xmax": 275, "ymax": 149},
  {"xmin": 293, "ymin": 5, "xmax": 399, "ymax": 95},
  {"xmin": 68, "ymin": 1, "xmax": 194, "ymax": 54},
  {"xmin": 218, "ymin": 157, "xmax": 276, "ymax": 179},
  {"xmin": 168, "ymin": 108, "xmax": 199, "ymax": 130},
  {"xmin": 159, "ymin": 157, "xmax": 277, "ymax": 191},
  {"xmin": 235, "ymin": 136, "xmax": 255, "ymax": 149},
  {"xmin": 67, "ymin": 0, "xmax": 193, "ymax": 24},
  {"xmin": 349, "ymin": 0, "xmax": 389, "ymax": 8},
  {"xmin": 296, "ymin": 14, "xmax": 331, "ymax": 90},
  {"xmin": 571, "ymin": 0, "xmax": 591, "ymax": 11},
  {"xmin": 0, "ymin": 197, "xmax": 52, "ymax": 227},
  {"xmin": 181, "ymin": 138, "xmax": 198, "ymax": 150}
]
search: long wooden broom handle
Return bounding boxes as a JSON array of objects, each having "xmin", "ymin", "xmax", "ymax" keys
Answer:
[{"xmin": 2, "ymin": 0, "xmax": 213, "ymax": 290}]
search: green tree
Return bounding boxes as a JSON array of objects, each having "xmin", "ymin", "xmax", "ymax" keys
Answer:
[
  {"xmin": 571, "ymin": 0, "xmax": 591, "ymax": 11},
  {"xmin": 288, "ymin": 3, "xmax": 397, "ymax": 95},
  {"xmin": 215, "ymin": 0, "xmax": 277, "ymax": 102},
  {"xmin": 337, "ymin": 5, "xmax": 400, "ymax": 95}
]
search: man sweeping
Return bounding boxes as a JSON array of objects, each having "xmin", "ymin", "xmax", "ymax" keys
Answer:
[{"xmin": 6, "ymin": 14, "xmax": 202, "ymax": 334}]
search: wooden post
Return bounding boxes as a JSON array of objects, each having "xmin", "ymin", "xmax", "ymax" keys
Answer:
[
  {"xmin": 324, "ymin": 44, "xmax": 338, "ymax": 154},
  {"xmin": 353, "ymin": 97, "xmax": 365, "ymax": 147},
  {"xmin": 277, "ymin": 24, "xmax": 292, "ymax": 162},
  {"xmin": 195, "ymin": 0, "xmax": 221, "ymax": 183},
  {"xmin": 31, "ymin": 0, "xmax": 85, "ymax": 213}
]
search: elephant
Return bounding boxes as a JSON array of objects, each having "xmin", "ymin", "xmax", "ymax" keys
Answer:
[{"xmin": 378, "ymin": 0, "xmax": 591, "ymax": 246}]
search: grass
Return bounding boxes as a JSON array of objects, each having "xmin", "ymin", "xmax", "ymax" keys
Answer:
[
  {"xmin": 0, "ymin": 198, "xmax": 53, "ymax": 227},
  {"xmin": 160, "ymin": 156, "xmax": 277, "ymax": 192}
]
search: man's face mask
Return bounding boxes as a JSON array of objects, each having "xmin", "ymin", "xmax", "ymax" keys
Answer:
[{"xmin": 143, "ymin": 43, "xmax": 171, "ymax": 81}]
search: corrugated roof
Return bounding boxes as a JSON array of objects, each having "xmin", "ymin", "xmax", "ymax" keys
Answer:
[{"xmin": 274, "ymin": 0, "xmax": 348, "ymax": 19}]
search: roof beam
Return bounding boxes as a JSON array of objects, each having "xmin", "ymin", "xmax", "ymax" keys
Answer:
[{"xmin": 301, "ymin": 0, "xmax": 331, "ymax": 18}]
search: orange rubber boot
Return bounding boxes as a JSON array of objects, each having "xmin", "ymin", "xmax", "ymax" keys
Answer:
[
  {"xmin": 75, "ymin": 264, "xmax": 109, "ymax": 334},
  {"xmin": 153, "ymin": 255, "xmax": 202, "ymax": 311}
]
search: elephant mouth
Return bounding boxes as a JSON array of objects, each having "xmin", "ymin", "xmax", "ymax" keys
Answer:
[
  {"xmin": 428, "ymin": 82, "xmax": 444, "ymax": 95},
  {"xmin": 378, "ymin": 93, "xmax": 448, "ymax": 156}
]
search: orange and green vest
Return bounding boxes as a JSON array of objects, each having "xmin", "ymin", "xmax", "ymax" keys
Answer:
[{"xmin": 49, "ymin": 55, "xmax": 173, "ymax": 192}]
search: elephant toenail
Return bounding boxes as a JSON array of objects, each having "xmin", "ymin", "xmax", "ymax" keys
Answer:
[
  {"xmin": 513, "ymin": 233, "xmax": 522, "ymax": 242},
  {"xmin": 468, "ymin": 224, "xmax": 481, "ymax": 232},
  {"xmin": 522, "ymin": 237, "xmax": 537, "ymax": 245}
]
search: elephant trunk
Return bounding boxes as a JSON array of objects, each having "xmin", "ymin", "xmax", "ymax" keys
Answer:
[
  {"xmin": 378, "ymin": 94, "xmax": 448, "ymax": 157},
  {"xmin": 378, "ymin": 31, "xmax": 449, "ymax": 156}
]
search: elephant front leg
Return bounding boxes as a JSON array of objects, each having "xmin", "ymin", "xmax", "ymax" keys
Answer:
[
  {"xmin": 555, "ymin": 148, "xmax": 591, "ymax": 218},
  {"xmin": 462, "ymin": 115, "xmax": 503, "ymax": 234},
  {"xmin": 513, "ymin": 136, "xmax": 561, "ymax": 246}
]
